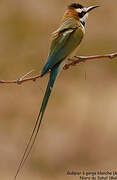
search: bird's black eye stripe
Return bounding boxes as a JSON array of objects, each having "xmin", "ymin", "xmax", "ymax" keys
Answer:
[{"xmin": 78, "ymin": 11, "xmax": 86, "ymax": 18}]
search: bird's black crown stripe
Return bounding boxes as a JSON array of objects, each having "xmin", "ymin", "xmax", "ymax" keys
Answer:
[{"xmin": 68, "ymin": 3, "xmax": 84, "ymax": 9}]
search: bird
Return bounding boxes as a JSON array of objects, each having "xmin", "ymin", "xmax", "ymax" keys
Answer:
[{"xmin": 13, "ymin": 3, "xmax": 99, "ymax": 180}]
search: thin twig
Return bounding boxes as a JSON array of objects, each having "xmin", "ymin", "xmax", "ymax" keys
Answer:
[
  {"xmin": 0, "ymin": 52, "xmax": 117, "ymax": 85},
  {"xmin": 63, "ymin": 52, "xmax": 117, "ymax": 70},
  {"xmin": 0, "ymin": 74, "xmax": 41, "ymax": 84},
  {"xmin": 16, "ymin": 70, "xmax": 35, "ymax": 84}
]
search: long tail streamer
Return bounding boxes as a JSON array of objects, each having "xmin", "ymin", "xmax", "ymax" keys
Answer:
[{"xmin": 13, "ymin": 65, "xmax": 60, "ymax": 180}]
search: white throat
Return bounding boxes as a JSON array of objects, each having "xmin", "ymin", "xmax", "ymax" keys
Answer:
[{"xmin": 80, "ymin": 13, "xmax": 88, "ymax": 23}]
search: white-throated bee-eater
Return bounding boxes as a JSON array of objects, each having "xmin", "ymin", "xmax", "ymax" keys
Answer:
[{"xmin": 13, "ymin": 3, "xmax": 99, "ymax": 180}]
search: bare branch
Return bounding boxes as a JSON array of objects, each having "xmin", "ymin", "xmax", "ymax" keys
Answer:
[
  {"xmin": 16, "ymin": 70, "xmax": 35, "ymax": 84},
  {"xmin": 0, "ymin": 52, "xmax": 117, "ymax": 85},
  {"xmin": 0, "ymin": 74, "xmax": 41, "ymax": 85},
  {"xmin": 63, "ymin": 52, "xmax": 117, "ymax": 70}
]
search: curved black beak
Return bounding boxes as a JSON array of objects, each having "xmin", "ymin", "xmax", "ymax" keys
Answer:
[{"xmin": 87, "ymin": 5, "xmax": 100, "ymax": 13}]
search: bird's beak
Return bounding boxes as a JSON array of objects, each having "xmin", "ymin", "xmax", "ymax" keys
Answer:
[{"xmin": 87, "ymin": 5, "xmax": 100, "ymax": 13}]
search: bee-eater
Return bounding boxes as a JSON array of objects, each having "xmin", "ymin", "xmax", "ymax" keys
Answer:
[{"xmin": 14, "ymin": 3, "xmax": 99, "ymax": 179}]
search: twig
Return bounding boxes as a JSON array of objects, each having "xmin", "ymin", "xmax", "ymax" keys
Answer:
[
  {"xmin": 63, "ymin": 52, "xmax": 117, "ymax": 69},
  {"xmin": 0, "ymin": 72, "xmax": 41, "ymax": 84},
  {"xmin": 16, "ymin": 70, "xmax": 35, "ymax": 84},
  {"xmin": 0, "ymin": 52, "xmax": 117, "ymax": 85}
]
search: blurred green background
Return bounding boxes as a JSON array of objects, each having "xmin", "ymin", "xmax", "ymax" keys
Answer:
[{"xmin": 0, "ymin": 0, "xmax": 117, "ymax": 179}]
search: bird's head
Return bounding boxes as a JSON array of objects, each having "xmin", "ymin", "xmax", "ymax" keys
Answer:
[{"xmin": 67, "ymin": 3, "xmax": 99, "ymax": 26}]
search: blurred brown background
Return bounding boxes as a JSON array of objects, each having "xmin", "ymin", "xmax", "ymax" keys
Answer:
[{"xmin": 0, "ymin": 0, "xmax": 117, "ymax": 180}]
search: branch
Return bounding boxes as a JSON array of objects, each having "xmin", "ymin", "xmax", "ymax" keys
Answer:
[
  {"xmin": 0, "ymin": 71, "xmax": 41, "ymax": 84},
  {"xmin": 0, "ymin": 52, "xmax": 117, "ymax": 85},
  {"xmin": 63, "ymin": 52, "xmax": 117, "ymax": 70}
]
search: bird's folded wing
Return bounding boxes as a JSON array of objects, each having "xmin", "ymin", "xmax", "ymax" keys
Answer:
[
  {"xmin": 41, "ymin": 27, "xmax": 76, "ymax": 75},
  {"xmin": 49, "ymin": 17, "xmax": 82, "ymax": 59},
  {"xmin": 41, "ymin": 18, "xmax": 83, "ymax": 75}
]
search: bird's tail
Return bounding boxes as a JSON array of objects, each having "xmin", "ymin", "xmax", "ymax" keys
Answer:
[{"xmin": 13, "ymin": 64, "xmax": 60, "ymax": 180}]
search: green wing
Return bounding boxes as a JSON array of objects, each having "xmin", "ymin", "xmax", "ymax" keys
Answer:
[
  {"xmin": 50, "ymin": 18, "xmax": 84, "ymax": 58},
  {"xmin": 41, "ymin": 18, "xmax": 84, "ymax": 75}
]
